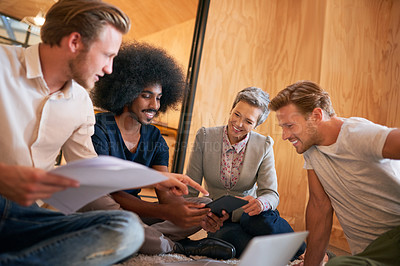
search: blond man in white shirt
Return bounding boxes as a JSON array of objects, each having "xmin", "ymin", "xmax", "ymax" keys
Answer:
[{"xmin": 0, "ymin": 1, "xmax": 205, "ymax": 265}]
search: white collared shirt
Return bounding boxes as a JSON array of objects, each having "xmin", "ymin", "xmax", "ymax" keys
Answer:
[{"xmin": 0, "ymin": 44, "xmax": 97, "ymax": 171}]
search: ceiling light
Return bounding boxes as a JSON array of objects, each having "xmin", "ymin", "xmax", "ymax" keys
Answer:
[
  {"xmin": 33, "ymin": 12, "xmax": 45, "ymax": 26},
  {"xmin": 21, "ymin": 11, "xmax": 45, "ymax": 27}
]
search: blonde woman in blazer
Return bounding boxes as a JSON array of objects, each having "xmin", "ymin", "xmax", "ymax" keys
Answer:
[{"xmin": 185, "ymin": 87, "xmax": 306, "ymax": 259}]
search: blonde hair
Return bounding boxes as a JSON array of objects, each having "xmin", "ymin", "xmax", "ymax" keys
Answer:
[
  {"xmin": 269, "ymin": 80, "xmax": 335, "ymax": 117},
  {"xmin": 41, "ymin": 0, "xmax": 130, "ymax": 47}
]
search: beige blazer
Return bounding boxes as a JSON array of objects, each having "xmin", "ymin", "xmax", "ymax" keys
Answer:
[{"xmin": 185, "ymin": 126, "xmax": 280, "ymax": 222}]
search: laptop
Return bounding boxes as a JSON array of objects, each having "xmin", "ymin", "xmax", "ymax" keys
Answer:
[{"xmin": 155, "ymin": 231, "xmax": 308, "ymax": 266}]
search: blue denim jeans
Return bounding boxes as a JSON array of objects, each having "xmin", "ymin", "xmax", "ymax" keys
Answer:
[
  {"xmin": 208, "ymin": 209, "xmax": 306, "ymax": 259},
  {"xmin": 0, "ymin": 196, "xmax": 144, "ymax": 266}
]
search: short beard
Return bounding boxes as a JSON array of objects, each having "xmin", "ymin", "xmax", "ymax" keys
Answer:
[
  {"xmin": 126, "ymin": 104, "xmax": 157, "ymax": 126},
  {"xmin": 69, "ymin": 48, "xmax": 91, "ymax": 89},
  {"xmin": 300, "ymin": 120, "xmax": 320, "ymax": 152}
]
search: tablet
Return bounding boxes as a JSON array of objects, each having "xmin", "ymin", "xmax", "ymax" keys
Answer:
[{"xmin": 205, "ymin": 195, "xmax": 248, "ymax": 217}]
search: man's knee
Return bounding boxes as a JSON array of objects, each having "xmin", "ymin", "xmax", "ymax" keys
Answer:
[
  {"xmin": 106, "ymin": 211, "xmax": 145, "ymax": 257},
  {"xmin": 326, "ymin": 255, "xmax": 371, "ymax": 266}
]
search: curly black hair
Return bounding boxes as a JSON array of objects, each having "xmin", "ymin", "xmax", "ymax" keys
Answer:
[{"xmin": 91, "ymin": 41, "xmax": 186, "ymax": 115}]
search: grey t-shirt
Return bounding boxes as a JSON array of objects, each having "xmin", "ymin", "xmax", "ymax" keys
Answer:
[{"xmin": 304, "ymin": 117, "xmax": 400, "ymax": 254}]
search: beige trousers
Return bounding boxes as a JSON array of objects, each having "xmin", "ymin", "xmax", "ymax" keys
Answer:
[{"xmin": 78, "ymin": 194, "xmax": 211, "ymax": 254}]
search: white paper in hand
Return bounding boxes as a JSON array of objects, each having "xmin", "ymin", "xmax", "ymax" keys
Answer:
[{"xmin": 44, "ymin": 155, "xmax": 167, "ymax": 214}]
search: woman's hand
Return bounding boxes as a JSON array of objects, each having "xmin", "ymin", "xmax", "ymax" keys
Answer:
[{"xmin": 240, "ymin": 195, "xmax": 263, "ymax": 216}]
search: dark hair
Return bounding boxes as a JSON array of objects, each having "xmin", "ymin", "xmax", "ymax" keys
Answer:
[
  {"xmin": 91, "ymin": 41, "xmax": 186, "ymax": 115},
  {"xmin": 231, "ymin": 87, "xmax": 270, "ymax": 126},
  {"xmin": 269, "ymin": 80, "xmax": 335, "ymax": 117},
  {"xmin": 41, "ymin": 0, "xmax": 130, "ymax": 47}
]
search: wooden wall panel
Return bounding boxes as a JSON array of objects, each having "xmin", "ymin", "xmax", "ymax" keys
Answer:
[
  {"xmin": 185, "ymin": 0, "xmax": 399, "ymax": 253},
  {"xmin": 185, "ymin": 0, "xmax": 326, "ymax": 240},
  {"xmin": 320, "ymin": 0, "xmax": 400, "ymax": 128},
  {"xmin": 189, "ymin": 0, "xmax": 326, "ymax": 133}
]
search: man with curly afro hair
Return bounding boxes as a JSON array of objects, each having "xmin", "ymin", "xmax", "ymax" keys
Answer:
[
  {"xmin": 79, "ymin": 42, "xmax": 236, "ymax": 260},
  {"xmin": 91, "ymin": 41, "xmax": 184, "ymax": 117}
]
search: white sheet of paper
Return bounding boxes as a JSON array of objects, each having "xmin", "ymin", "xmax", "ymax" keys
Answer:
[{"xmin": 43, "ymin": 156, "xmax": 167, "ymax": 214}]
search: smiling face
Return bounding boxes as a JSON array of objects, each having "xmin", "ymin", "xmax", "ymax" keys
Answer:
[
  {"xmin": 227, "ymin": 100, "xmax": 262, "ymax": 144},
  {"xmin": 276, "ymin": 104, "xmax": 320, "ymax": 154},
  {"xmin": 69, "ymin": 24, "xmax": 122, "ymax": 89},
  {"xmin": 127, "ymin": 84, "xmax": 162, "ymax": 125}
]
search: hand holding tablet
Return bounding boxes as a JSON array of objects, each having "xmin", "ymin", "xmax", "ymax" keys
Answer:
[{"xmin": 205, "ymin": 195, "xmax": 248, "ymax": 217}]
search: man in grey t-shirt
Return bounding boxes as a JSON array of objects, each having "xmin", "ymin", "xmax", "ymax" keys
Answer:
[{"xmin": 269, "ymin": 80, "xmax": 400, "ymax": 266}]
